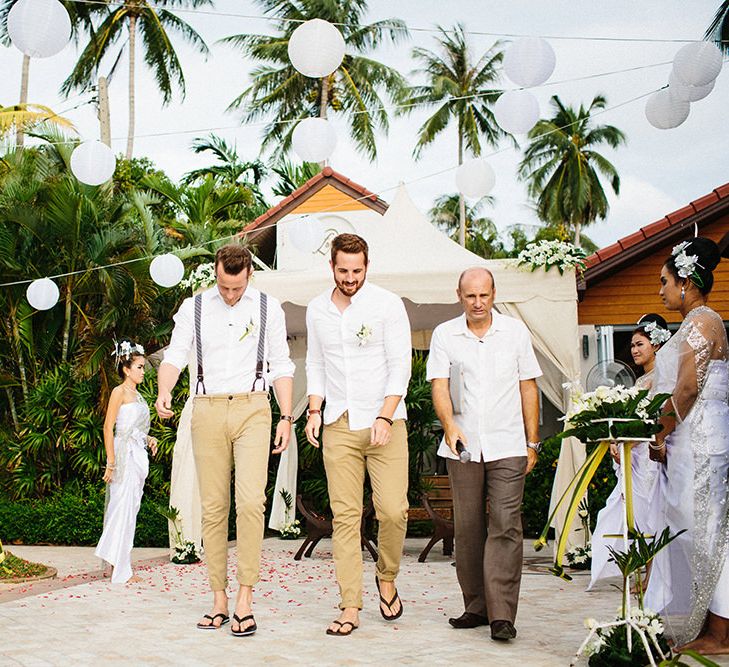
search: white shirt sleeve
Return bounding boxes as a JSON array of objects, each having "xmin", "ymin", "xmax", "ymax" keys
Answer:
[
  {"xmin": 162, "ymin": 298, "xmax": 194, "ymax": 372},
  {"xmin": 305, "ymin": 302, "xmax": 326, "ymax": 398},
  {"xmin": 383, "ymin": 295, "xmax": 412, "ymax": 397},
  {"xmin": 426, "ymin": 326, "xmax": 451, "ymax": 380},
  {"xmin": 517, "ymin": 325, "xmax": 542, "ymax": 380},
  {"xmin": 266, "ymin": 298, "xmax": 295, "ymax": 382}
]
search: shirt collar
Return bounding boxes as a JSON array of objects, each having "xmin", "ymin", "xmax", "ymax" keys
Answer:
[
  {"xmin": 209, "ymin": 283, "xmax": 259, "ymax": 306},
  {"xmin": 327, "ymin": 281, "xmax": 371, "ymax": 312},
  {"xmin": 455, "ymin": 310, "xmax": 505, "ymax": 339}
]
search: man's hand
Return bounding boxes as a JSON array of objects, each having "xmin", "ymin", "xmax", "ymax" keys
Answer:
[
  {"xmin": 155, "ymin": 391, "xmax": 174, "ymax": 419},
  {"xmin": 609, "ymin": 441, "xmax": 621, "ymax": 465},
  {"xmin": 370, "ymin": 418, "xmax": 392, "ymax": 447},
  {"xmin": 443, "ymin": 426, "xmax": 467, "ymax": 457},
  {"xmin": 147, "ymin": 436, "xmax": 158, "ymax": 456},
  {"xmin": 305, "ymin": 413, "xmax": 322, "ymax": 448},
  {"xmin": 526, "ymin": 447, "xmax": 538, "ymax": 474},
  {"xmin": 272, "ymin": 420, "xmax": 291, "ymax": 455}
]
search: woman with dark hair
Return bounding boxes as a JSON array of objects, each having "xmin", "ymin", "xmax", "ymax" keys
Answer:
[
  {"xmin": 644, "ymin": 237, "xmax": 729, "ymax": 654},
  {"xmin": 589, "ymin": 314, "xmax": 670, "ymax": 590},
  {"xmin": 95, "ymin": 341, "xmax": 158, "ymax": 584}
]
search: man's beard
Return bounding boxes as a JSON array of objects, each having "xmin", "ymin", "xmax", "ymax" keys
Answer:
[{"xmin": 335, "ymin": 276, "xmax": 365, "ymax": 297}]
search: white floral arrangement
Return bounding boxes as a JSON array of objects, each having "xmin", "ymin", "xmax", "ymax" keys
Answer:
[
  {"xmin": 173, "ymin": 540, "xmax": 200, "ymax": 565},
  {"xmin": 643, "ymin": 321, "xmax": 671, "ymax": 346},
  {"xmin": 582, "ymin": 607, "xmax": 667, "ymax": 662},
  {"xmin": 517, "ymin": 240, "xmax": 587, "ymax": 275},
  {"xmin": 566, "ymin": 543, "xmax": 592, "ymax": 568},
  {"xmin": 279, "ymin": 519, "xmax": 302, "ymax": 539},
  {"xmin": 355, "ymin": 324, "xmax": 373, "ymax": 346},
  {"xmin": 180, "ymin": 262, "xmax": 215, "ymax": 292},
  {"xmin": 239, "ymin": 318, "xmax": 255, "ymax": 341}
]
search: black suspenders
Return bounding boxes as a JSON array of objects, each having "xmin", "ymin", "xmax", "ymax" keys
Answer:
[{"xmin": 193, "ymin": 292, "xmax": 269, "ymax": 395}]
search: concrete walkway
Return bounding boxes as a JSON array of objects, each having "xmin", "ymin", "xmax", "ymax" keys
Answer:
[{"xmin": 1, "ymin": 539, "xmax": 727, "ymax": 666}]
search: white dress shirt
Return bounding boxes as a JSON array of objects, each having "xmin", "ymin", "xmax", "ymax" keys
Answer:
[
  {"xmin": 306, "ymin": 281, "xmax": 412, "ymax": 430},
  {"xmin": 163, "ymin": 285, "xmax": 294, "ymax": 394},
  {"xmin": 426, "ymin": 311, "xmax": 542, "ymax": 463}
]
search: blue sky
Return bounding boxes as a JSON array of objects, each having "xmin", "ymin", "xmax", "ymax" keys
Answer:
[{"xmin": 1, "ymin": 0, "xmax": 727, "ymax": 249}]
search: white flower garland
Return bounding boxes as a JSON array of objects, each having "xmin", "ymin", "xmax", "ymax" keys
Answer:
[
  {"xmin": 517, "ymin": 240, "xmax": 586, "ymax": 274},
  {"xmin": 564, "ymin": 383, "xmax": 652, "ymax": 421},
  {"xmin": 180, "ymin": 262, "xmax": 216, "ymax": 292}
]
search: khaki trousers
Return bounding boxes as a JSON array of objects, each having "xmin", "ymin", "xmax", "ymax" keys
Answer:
[
  {"xmin": 191, "ymin": 392, "xmax": 271, "ymax": 591},
  {"xmin": 323, "ymin": 413, "xmax": 409, "ymax": 609},
  {"xmin": 447, "ymin": 455, "xmax": 527, "ymax": 623}
]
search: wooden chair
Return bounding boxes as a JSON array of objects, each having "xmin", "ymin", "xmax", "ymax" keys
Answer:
[
  {"xmin": 418, "ymin": 489, "xmax": 454, "ymax": 563},
  {"xmin": 294, "ymin": 495, "xmax": 378, "ymax": 561}
]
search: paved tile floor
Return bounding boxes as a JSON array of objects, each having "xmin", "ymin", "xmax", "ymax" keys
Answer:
[{"xmin": 2, "ymin": 539, "xmax": 728, "ymax": 666}]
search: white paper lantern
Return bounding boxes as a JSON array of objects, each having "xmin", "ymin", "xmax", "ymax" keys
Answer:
[
  {"xmin": 70, "ymin": 141, "xmax": 116, "ymax": 186},
  {"xmin": 645, "ymin": 89, "xmax": 690, "ymax": 130},
  {"xmin": 288, "ymin": 18, "xmax": 346, "ymax": 78},
  {"xmin": 493, "ymin": 90, "xmax": 540, "ymax": 134},
  {"xmin": 668, "ymin": 70, "xmax": 715, "ymax": 102},
  {"xmin": 7, "ymin": 0, "xmax": 72, "ymax": 59},
  {"xmin": 672, "ymin": 41, "xmax": 723, "ymax": 87},
  {"xmin": 456, "ymin": 159, "xmax": 496, "ymax": 199},
  {"xmin": 26, "ymin": 277, "xmax": 59, "ymax": 310},
  {"xmin": 287, "ymin": 219, "xmax": 323, "ymax": 254},
  {"xmin": 150, "ymin": 254, "xmax": 184, "ymax": 288},
  {"xmin": 291, "ymin": 117, "xmax": 337, "ymax": 163},
  {"xmin": 503, "ymin": 37, "xmax": 556, "ymax": 88}
]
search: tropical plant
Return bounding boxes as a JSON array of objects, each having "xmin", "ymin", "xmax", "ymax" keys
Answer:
[
  {"xmin": 61, "ymin": 0, "xmax": 212, "ymax": 158},
  {"xmin": 223, "ymin": 0, "xmax": 409, "ymax": 161},
  {"xmin": 271, "ymin": 159, "xmax": 322, "ymax": 197},
  {"xmin": 402, "ymin": 25, "xmax": 510, "ymax": 245},
  {"xmin": 517, "ymin": 94, "xmax": 626, "ymax": 246},
  {"xmin": 706, "ymin": 1, "xmax": 729, "ymax": 53},
  {"xmin": 0, "ymin": 102, "xmax": 74, "ymax": 138}
]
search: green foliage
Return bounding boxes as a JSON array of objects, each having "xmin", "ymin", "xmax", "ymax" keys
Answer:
[
  {"xmin": 587, "ymin": 621, "xmax": 671, "ymax": 667},
  {"xmin": 660, "ymin": 650, "xmax": 722, "ymax": 667}
]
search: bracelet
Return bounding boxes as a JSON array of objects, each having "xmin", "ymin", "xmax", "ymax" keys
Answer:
[
  {"xmin": 105, "ymin": 464, "xmax": 116, "ymax": 470},
  {"xmin": 376, "ymin": 416, "xmax": 393, "ymax": 426},
  {"xmin": 648, "ymin": 441, "xmax": 666, "ymax": 451},
  {"xmin": 307, "ymin": 409, "xmax": 321, "ymax": 417},
  {"xmin": 279, "ymin": 415, "xmax": 293, "ymax": 422}
]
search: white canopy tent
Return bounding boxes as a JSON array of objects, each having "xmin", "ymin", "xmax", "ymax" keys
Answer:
[{"xmin": 169, "ymin": 184, "xmax": 584, "ymax": 556}]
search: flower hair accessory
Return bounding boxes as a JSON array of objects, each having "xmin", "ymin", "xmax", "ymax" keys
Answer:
[
  {"xmin": 643, "ymin": 321, "xmax": 671, "ymax": 346},
  {"xmin": 671, "ymin": 241, "xmax": 704, "ymax": 286},
  {"xmin": 112, "ymin": 340, "xmax": 145, "ymax": 364}
]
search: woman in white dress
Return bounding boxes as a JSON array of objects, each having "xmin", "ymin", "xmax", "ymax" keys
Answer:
[
  {"xmin": 644, "ymin": 237, "xmax": 729, "ymax": 654},
  {"xmin": 95, "ymin": 341, "xmax": 158, "ymax": 584},
  {"xmin": 589, "ymin": 314, "xmax": 670, "ymax": 590}
]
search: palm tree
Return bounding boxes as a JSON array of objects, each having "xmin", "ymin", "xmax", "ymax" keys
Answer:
[
  {"xmin": 402, "ymin": 25, "xmax": 510, "ymax": 246},
  {"xmin": 61, "ymin": 0, "xmax": 211, "ymax": 159},
  {"xmin": 517, "ymin": 94, "xmax": 626, "ymax": 246},
  {"xmin": 706, "ymin": 1, "xmax": 729, "ymax": 53},
  {"xmin": 271, "ymin": 159, "xmax": 321, "ymax": 197},
  {"xmin": 0, "ymin": 0, "xmax": 98, "ymax": 147},
  {"xmin": 222, "ymin": 0, "xmax": 408, "ymax": 161},
  {"xmin": 0, "ymin": 103, "xmax": 74, "ymax": 138}
]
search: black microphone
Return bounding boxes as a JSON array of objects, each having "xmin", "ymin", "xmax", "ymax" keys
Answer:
[{"xmin": 455, "ymin": 439, "xmax": 471, "ymax": 463}]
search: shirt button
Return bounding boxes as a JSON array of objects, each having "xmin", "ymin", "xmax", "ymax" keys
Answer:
[{"xmin": 228, "ymin": 395, "xmax": 233, "ymax": 400}]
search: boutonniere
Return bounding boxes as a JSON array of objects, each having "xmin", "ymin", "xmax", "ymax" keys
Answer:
[
  {"xmin": 239, "ymin": 318, "xmax": 255, "ymax": 341},
  {"xmin": 355, "ymin": 324, "xmax": 373, "ymax": 347}
]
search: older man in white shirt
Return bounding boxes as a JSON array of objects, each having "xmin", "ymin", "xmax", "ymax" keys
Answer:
[
  {"xmin": 156, "ymin": 244, "xmax": 294, "ymax": 638},
  {"xmin": 427, "ymin": 267, "xmax": 541, "ymax": 642},
  {"xmin": 304, "ymin": 233, "xmax": 412, "ymax": 637}
]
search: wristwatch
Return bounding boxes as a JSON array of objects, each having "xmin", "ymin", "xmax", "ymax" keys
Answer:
[
  {"xmin": 527, "ymin": 441, "xmax": 542, "ymax": 453},
  {"xmin": 280, "ymin": 415, "xmax": 294, "ymax": 422}
]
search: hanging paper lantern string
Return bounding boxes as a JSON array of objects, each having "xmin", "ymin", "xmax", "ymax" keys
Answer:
[
  {"xmin": 70, "ymin": 141, "xmax": 117, "ymax": 186},
  {"xmin": 7, "ymin": 0, "xmax": 72, "ymax": 59},
  {"xmin": 288, "ymin": 19, "xmax": 346, "ymax": 78},
  {"xmin": 503, "ymin": 37, "xmax": 556, "ymax": 88},
  {"xmin": 456, "ymin": 159, "xmax": 496, "ymax": 199},
  {"xmin": 668, "ymin": 71, "xmax": 715, "ymax": 103},
  {"xmin": 291, "ymin": 118, "xmax": 337, "ymax": 163},
  {"xmin": 645, "ymin": 89, "xmax": 690, "ymax": 130},
  {"xmin": 672, "ymin": 41, "xmax": 723, "ymax": 88},
  {"xmin": 285, "ymin": 219, "xmax": 324, "ymax": 254},
  {"xmin": 26, "ymin": 278, "xmax": 60, "ymax": 310},
  {"xmin": 150, "ymin": 254, "xmax": 185, "ymax": 288},
  {"xmin": 494, "ymin": 89, "xmax": 540, "ymax": 135}
]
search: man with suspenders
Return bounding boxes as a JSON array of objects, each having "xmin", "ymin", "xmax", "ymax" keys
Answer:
[{"xmin": 156, "ymin": 244, "xmax": 294, "ymax": 637}]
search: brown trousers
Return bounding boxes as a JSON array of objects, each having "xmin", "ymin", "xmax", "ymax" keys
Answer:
[
  {"xmin": 447, "ymin": 455, "xmax": 527, "ymax": 623},
  {"xmin": 191, "ymin": 392, "xmax": 271, "ymax": 591},
  {"xmin": 322, "ymin": 413, "xmax": 409, "ymax": 609}
]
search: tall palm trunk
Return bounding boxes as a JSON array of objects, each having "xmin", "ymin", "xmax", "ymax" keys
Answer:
[
  {"xmin": 318, "ymin": 75, "xmax": 330, "ymax": 167},
  {"xmin": 10, "ymin": 310, "xmax": 29, "ymax": 400},
  {"xmin": 4, "ymin": 388, "xmax": 19, "ymax": 432},
  {"xmin": 16, "ymin": 55, "xmax": 30, "ymax": 148},
  {"xmin": 125, "ymin": 14, "xmax": 137, "ymax": 159},
  {"xmin": 61, "ymin": 279, "xmax": 73, "ymax": 362},
  {"xmin": 457, "ymin": 130, "xmax": 466, "ymax": 247}
]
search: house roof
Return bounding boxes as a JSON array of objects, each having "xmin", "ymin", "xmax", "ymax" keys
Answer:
[{"xmin": 580, "ymin": 182, "xmax": 729, "ymax": 291}]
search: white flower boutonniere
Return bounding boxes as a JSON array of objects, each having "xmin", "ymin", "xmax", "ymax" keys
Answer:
[
  {"xmin": 239, "ymin": 318, "xmax": 255, "ymax": 341},
  {"xmin": 355, "ymin": 324, "xmax": 373, "ymax": 346}
]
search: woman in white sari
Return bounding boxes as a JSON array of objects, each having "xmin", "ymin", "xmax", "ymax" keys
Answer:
[
  {"xmin": 645, "ymin": 237, "xmax": 729, "ymax": 654},
  {"xmin": 95, "ymin": 341, "xmax": 158, "ymax": 584}
]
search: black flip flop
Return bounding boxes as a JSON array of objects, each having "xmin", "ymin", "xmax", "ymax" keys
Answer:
[
  {"xmin": 196, "ymin": 613, "xmax": 230, "ymax": 630},
  {"xmin": 326, "ymin": 620, "xmax": 358, "ymax": 636},
  {"xmin": 375, "ymin": 575, "xmax": 403, "ymax": 621},
  {"xmin": 231, "ymin": 613, "xmax": 257, "ymax": 637}
]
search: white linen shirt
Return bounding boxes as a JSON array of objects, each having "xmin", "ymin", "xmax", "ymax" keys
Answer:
[
  {"xmin": 306, "ymin": 281, "xmax": 412, "ymax": 431},
  {"xmin": 426, "ymin": 311, "xmax": 542, "ymax": 463},
  {"xmin": 163, "ymin": 285, "xmax": 294, "ymax": 394}
]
